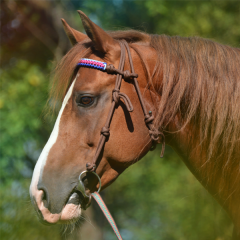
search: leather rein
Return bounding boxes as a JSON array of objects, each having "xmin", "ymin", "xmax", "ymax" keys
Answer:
[{"xmin": 77, "ymin": 40, "xmax": 165, "ymax": 207}]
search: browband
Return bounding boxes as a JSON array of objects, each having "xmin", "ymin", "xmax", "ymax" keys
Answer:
[{"xmin": 77, "ymin": 58, "xmax": 107, "ymax": 71}]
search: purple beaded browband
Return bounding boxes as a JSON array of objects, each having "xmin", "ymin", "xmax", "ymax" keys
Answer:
[{"xmin": 77, "ymin": 58, "xmax": 107, "ymax": 71}]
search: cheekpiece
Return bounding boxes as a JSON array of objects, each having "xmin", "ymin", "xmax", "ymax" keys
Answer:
[{"xmin": 77, "ymin": 58, "xmax": 107, "ymax": 71}]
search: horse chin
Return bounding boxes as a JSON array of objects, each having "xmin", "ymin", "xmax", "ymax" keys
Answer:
[
  {"xmin": 59, "ymin": 203, "xmax": 81, "ymax": 224},
  {"xmin": 59, "ymin": 192, "xmax": 82, "ymax": 224}
]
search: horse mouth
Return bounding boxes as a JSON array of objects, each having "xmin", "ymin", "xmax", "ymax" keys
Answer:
[
  {"xmin": 33, "ymin": 190, "xmax": 85, "ymax": 225},
  {"xmin": 59, "ymin": 192, "xmax": 83, "ymax": 223},
  {"xmin": 60, "ymin": 189, "xmax": 93, "ymax": 224}
]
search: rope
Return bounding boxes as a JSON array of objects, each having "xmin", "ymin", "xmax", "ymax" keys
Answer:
[{"xmin": 92, "ymin": 192, "xmax": 123, "ymax": 240}]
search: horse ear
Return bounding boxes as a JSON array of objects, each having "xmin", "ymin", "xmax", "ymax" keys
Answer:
[
  {"xmin": 61, "ymin": 18, "xmax": 88, "ymax": 46},
  {"xmin": 77, "ymin": 10, "xmax": 117, "ymax": 53}
]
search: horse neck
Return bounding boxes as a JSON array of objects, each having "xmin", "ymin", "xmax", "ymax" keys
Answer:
[
  {"xmin": 163, "ymin": 113, "xmax": 240, "ymax": 226},
  {"xmin": 145, "ymin": 36, "xmax": 240, "ymax": 231}
]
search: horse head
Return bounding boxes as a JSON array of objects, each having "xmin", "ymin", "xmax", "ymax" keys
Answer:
[
  {"xmin": 29, "ymin": 10, "xmax": 240, "ymax": 239},
  {"xmin": 29, "ymin": 11, "xmax": 160, "ymax": 224}
]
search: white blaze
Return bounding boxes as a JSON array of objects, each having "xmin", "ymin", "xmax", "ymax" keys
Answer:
[{"xmin": 30, "ymin": 77, "xmax": 77, "ymax": 197}]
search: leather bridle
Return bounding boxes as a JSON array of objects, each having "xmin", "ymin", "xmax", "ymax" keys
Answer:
[{"xmin": 77, "ymin": 40, "xmax": 165, "ymax": 208}]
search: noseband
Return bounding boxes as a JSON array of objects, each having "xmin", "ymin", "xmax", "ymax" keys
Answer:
[{"xmin": 77, "ymin": 40, "xmax": 165, "ymax": 206}]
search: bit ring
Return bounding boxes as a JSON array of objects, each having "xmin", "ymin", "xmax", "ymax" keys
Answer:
[{"xmin": 77, "ymin": 170, "xmax": 102, "ymax": 198}]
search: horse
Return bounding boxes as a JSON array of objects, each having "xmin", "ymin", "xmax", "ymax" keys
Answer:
[{"xmin": 29, "ymin": 11, "xmax": 240, "ymax": 239}]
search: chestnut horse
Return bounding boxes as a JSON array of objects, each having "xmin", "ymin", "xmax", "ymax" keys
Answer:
[{"xmin": 30, "ymin": 11, "xmax": 240, "ymax": 239}]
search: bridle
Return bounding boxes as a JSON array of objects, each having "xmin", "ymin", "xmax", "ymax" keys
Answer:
[
  {"xmin": 76, "ymin": 40, "xmax": 165, "ymax": 208},
  {"xmin": 74, "ymin": 40, "xmax": 165, "ymax": 239}
]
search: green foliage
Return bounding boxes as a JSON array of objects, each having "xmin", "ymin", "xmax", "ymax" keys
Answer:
[
  {"xmin": 0, "ymin": 60, "xmax": 51, "ymax": 182},
  {"xmin": 0, "ymin": 179, "xmax": 61, "ymax": 240},
  {"xmin": 1, "ymin": 1, "xmax": 239, "ymax": 239},
  {"xmin": 143, "ymin": 1, "xmax": 240, "ymax": 47},
  {"xmin": 0, "ymin": 61, "xmax": 62, "ymax": 239}
]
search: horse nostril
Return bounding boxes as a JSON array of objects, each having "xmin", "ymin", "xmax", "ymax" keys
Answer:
[{"xmin": 40, "ymin": 187, "xmax": 49, "ymax": 208}]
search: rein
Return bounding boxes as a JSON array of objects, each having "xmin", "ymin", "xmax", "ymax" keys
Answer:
[{"xmin": 76, "ymin": 40, "xmax": 165, "ymax": 239}]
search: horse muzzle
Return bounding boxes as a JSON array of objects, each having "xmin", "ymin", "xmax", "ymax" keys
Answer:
[
  {"xmin": 29, "ymin": 170, "xmax": 101, "ymax": 224},
  {"xmin": 30, "ymin": 189, "xmax": 82, "ymax": 225}
]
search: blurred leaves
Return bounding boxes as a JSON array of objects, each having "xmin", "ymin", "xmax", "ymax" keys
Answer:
[
  {"xmin": 1, "ymin": 0, "xmax": 239, "ymax": 239},
  {"xmin": 0, "ymin": 179, "xmax": 61, "ymax": 240},
  {"xmin": 143, "ymin": 1, "xmax": 240, "ymax": 47},
  {"xmin": 0, "ymin": 60, "xmax": 62, "ymax": 239},
  {"xmin": 0, "ymin": 60, "xmax": 50, "ymax": 182}
]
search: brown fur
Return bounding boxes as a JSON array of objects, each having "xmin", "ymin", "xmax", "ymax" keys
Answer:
[
  {"xmin": 51, "ymin": 31, "xmax": 240, "ymax": 166},
  {"xmin": 45, "ymin": 29, "xmax": 240, "ymax": 237}
]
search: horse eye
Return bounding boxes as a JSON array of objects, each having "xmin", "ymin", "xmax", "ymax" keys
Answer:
[{"xmin": 77, "ymin": 96, "xmax": 94, "ymax": 107}]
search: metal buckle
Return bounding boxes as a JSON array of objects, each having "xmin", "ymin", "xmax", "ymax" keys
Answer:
[{"xmin": 77, "ymin": 170, "xmax": 102, "ymax": 204}]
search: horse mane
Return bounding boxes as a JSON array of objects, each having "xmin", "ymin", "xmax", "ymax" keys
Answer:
[
  {"xmin": 149, "ymin": 35, "xmax": 240, "ymax": 164},
  {"xmin": 50, "ymin": 30, "xmax": 240, "ymax": 163}
]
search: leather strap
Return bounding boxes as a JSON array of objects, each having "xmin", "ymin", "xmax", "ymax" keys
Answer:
[
  {"xmin": 122, "ymin": 40, "xmax": 165, "ymax": 156},
  {"xmin": 86, "ymin": 40, "xmax": 165, "ymax": 172}
]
